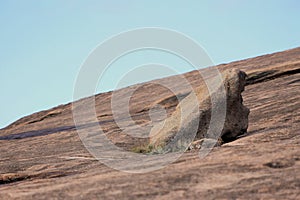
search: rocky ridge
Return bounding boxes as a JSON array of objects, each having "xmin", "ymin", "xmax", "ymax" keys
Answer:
[{"xmin": 0, "ymin": 47, "xmax": 299, "ymax": 199}]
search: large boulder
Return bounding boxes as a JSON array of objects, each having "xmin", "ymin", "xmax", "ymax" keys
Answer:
[{"xmin": 149, "ymin": 69, "xmax": 250, "ymax": 152}]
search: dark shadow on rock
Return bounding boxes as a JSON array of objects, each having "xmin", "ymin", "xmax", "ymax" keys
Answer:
[{"xmin": 0, "ymin": 119, "xmax": 114, "ymax": 140}]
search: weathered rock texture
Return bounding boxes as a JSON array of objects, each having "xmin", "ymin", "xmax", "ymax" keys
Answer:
[
  {"xmin": 0, "ymin": 47, "xmax": 300, "ymax": 199},
  {"xmin": 150, "ymin": 69, "xmax": 249, "ymax": 151}
]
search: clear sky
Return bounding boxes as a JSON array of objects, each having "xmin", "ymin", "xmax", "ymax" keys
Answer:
[{"xmin": 0, "ymin": 0, "xmax": 299, "ymax": 128}]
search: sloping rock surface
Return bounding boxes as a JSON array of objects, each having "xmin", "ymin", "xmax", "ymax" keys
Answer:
[{"xmin": 0, "ymin": 47, "xmax": 300, "ymax": 199}]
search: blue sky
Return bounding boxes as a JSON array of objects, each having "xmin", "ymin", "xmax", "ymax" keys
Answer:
[{"xmin": 0, "ymin": 0, "xmax": 299, "ymax": 128}]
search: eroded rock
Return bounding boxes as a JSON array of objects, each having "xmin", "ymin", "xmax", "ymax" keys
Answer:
[{"xmin": 149, "ymin": 69, "xmax": 250, "ymax": 152}]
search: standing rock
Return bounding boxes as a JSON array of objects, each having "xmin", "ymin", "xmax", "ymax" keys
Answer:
[{"xmin": 149, "ymin": 69, "xmax": 250, "ymax": 152}]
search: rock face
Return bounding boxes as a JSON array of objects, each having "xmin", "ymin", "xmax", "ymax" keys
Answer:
[
  {"xmin": 0, "ymin": 47, "xmax": 299, "ymax": 199},
  {"xmin": 150, "ymin": 69, "xmax": 249, "ymax": 151},
  {"xmin": 221, "ymin": 69, "xmax": 250, "ymax": 141}
]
